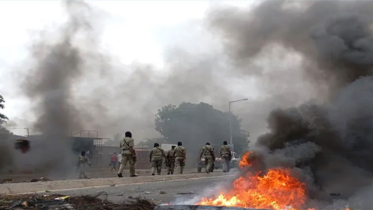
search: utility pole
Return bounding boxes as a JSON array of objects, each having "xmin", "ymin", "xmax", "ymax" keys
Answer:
[{"xmin": 228, "ymin": 98, "xmax": 248, "ymax": 150}]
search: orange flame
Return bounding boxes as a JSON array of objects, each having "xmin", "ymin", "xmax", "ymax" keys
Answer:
[
  {"xmin": 197, "ymin": 168, "xmax": 306, "ymax": 210},
  {"xmin": 197, "ymin": 151, "xmax": 350, "ymax": 210},
  {"xmin": 239, "ymin": 151, "xmax": 253, "ymax": 169}
]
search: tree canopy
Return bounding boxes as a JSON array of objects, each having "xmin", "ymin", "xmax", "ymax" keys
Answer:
[
  {"xmin": 0, "ymin": 95, "xmax": 8, "ymax": 125},
  {"xmin": 0, "ymin": 95, "xmax": 12, "ymax": 172},
  {"xmin": 155, "ymin": 102, "xmax": 249, "ymax": 163}
]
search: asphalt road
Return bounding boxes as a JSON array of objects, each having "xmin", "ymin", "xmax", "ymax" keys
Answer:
[
  {"xmin": 50, "ymin": 172, "xmax": 238, "ymax": 205},
  {"xmin": 0, "ymin": 168, "xmax": 204, "ymax": 183}
]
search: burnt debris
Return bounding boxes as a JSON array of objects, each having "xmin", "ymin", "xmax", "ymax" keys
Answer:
[{"xmin": 0, "ymin": 194, "xmax": 156, "ymax": 210}]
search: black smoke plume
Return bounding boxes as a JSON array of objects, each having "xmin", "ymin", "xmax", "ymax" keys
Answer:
[
  {"xmin": 11, "ymin": 0, "xmax": 235, "ymax": 174},
  {"xmin": 19, "ymin": 1, "xmax": 96, "ymax": 177},
  {"xmin": 208, "ymin": 0, "xmax": 373, "ymax": 203}
]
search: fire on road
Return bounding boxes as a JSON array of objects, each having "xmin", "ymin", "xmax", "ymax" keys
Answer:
[{"xmin": 195, "ymin": 151, "xmax": 351, "ymax": 210}]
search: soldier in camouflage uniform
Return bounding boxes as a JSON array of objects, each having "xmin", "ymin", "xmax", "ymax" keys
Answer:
[
  {"xmin": 118, "ymin": 131, "xmax": 137, "ymax": 177},
  {"xmin": 166, "ymin": 145, "xmax": 176, "ymax": 175},
  {"xmin": 77, "ymin": 151, "xmax": 91, "ymax": 179},
  {"xmin": 200, "ymin": 142, "xmax": 215, "ymax": 174},
  {"xmin": 149, "ymin": 143, "xmax": 167, "ymax": 175},
  {"xmin": 173, "ymin": 142, "xmax": 186, "ymax": 174},
  {"xmin": 220, "ymin": 141, "xmax": 232, "ymax": 172}
]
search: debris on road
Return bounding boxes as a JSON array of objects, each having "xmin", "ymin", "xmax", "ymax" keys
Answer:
[
  {"xmin": 30, "ymin": 177, "xmax": 51, "ymax": 182},
  {"xmin": 0, "ymin": 179, "xmax": 12, "ymax": 184},
  {"xmin": 3, "ymin": 194, "xmax": 74, "ymax": 209},
  {"xmin": 176, "ymin": 191, "xmax": 194, "ymax": 195},
  {"xmin": 159, "ymin": 191, "xmax": 167, "ymax": 194},
  {"xmin": 54, "ymin": 196, "xmax": 70, "ymax": 201},
  {"xmin": 0, "ymin": 193, "xmax": 156, "ymax": 210}
]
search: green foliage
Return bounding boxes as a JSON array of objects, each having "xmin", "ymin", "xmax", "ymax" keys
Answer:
[
  {"xmin": 0, "ymin": 95, "xmax": 8, "ymax": 125},
  {"xmin": 155, "ymin": 102, "xmax": 249, "ymax": 156},
  {"xmin": 0, "ymin": 95, "xmax": 12, "ymax": 171},
  {"xmin": 0, "ymin": 95, "xmax": 10, "ymax": 139}
]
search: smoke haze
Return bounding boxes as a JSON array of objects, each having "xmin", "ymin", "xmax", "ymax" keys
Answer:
[
  {"xmin": 12, "ymin": 1, "xmax": 324, "ymax": 145},
  {"xmin": 11, "ymin": 1, "xmax": 323, "ymax": 145},
  {"xmin": 207, "ymin": 0, "xmax": 373, "ymax": 204},
  {"xmin": 5, "ymin": 1, "xmax": 373, "ymax": 202},
  {"xmin": 13, "ymin": 1, "xmax": 101, "ymax": 177}
]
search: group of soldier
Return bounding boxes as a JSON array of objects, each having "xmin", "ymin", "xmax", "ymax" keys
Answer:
[
  {"xmin": 76, "ymin": 131, "xmax": 232, "ymax": 178},
  {"xmin": 149, "ymin": 142, "xmax": 186, "ymax": 175},
  {"xmin": 200, "ymin": 141, "xmax": 232, "ymax": 174},
  {"xmin": 116, "ymin": 131, "xmax": 187, "ymax": 177},
  {"xmin": 146, "ymin": 139, "xmax": 232, "ymax": 176}
]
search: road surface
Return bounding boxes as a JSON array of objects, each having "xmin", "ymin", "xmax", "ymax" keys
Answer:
[
  {"xmin": 0, "ymin": 168, "xmax": 203, "ymax": 183},
  {"xmin": 46, "ymin": 172, "xmax": 237, "ymax": 205}
]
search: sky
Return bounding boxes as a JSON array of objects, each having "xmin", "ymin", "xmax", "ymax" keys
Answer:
[{"xmin": 0, "ymin": 1, "xmax": 259, "ymax": 138}]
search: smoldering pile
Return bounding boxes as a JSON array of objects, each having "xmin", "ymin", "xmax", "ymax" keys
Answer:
[{"xmin": 207, "ymin": 0, "xmax": 373, "ymax": 204}]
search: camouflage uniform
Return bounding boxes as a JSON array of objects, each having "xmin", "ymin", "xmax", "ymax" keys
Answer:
[
  {"xmin": 150, "ymin": 146, "xmax": 165, "ymax": 175},
  {"xmin": 77, "ymin": 155, "xmax": 91, "ymax": 179},
  {"xmin": 166, "ymin": 149, "xmax": 175, "ymax": 174},
  {"xmin": 220, "ymin": 145, "xmax": 231, "ymax": 172},
  {"xmin": 118, "ymin": 137, "xmax": 136, "ymax": 176},
  {"xmin": 174, "ymin": 146, "xmax": 186, "ymax": 174},
  {"xmin": 201, "ymin": 145, "xmax": 214, "ymax": 173}
]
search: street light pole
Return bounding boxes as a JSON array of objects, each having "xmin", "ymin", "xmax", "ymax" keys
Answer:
[
  {"xmin": 229, "ymin": 102, "xmax": 232, "ymax": 145},
  {"xmin": 228, "ymin": 98, "xmax": 248, "ymax": 148}
]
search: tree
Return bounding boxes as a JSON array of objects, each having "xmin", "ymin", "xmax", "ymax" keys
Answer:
[
  {"xmin": 0, "ymin": 95, "xmax": 8, "ymax": 125},
  {"xmin": 155, "ymin": 102, "xmax": 249, "ymax": 165},
  {"xmin": 0, "ymin": 95, "xmax": 12, "ymax": 172},
  {"xmin": 0, "ymin": 94, "xmax": 10, "ymax": 140}
]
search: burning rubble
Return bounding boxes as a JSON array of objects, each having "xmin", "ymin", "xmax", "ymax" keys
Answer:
[
  {"xmin": 196, "ymin": 152, "xmax": 306, "ymax": 210},
  {"xmin": 197, "ymin": 168, "xmax": 306, "ymax": 210},
  {"xmin": 195, "ymin": 151, "xmax": 350, "ymax": 210}
]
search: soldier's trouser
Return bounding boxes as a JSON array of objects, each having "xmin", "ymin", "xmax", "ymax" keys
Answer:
[
  {"xmin": 175, "ymin": 157, "xmax": 185, "ymax": 174},
  {"xmin": 167, "ymin": 161, "xmax": 175, "ymax": 174},
  {"xmin": 204, "ymin": 157, "xmax": 213, "ymax": 173},
  {"xmin": 222, "ymin": 156, "xmax": 230, "ymax": 172},
  {"xmin": 78, "ymin": 165, "xmax": 87, "ymax": 179},
  {"xmin": 118, "ymin": 154, "xmax": 136, "ymax": 176},
  {"xmin": 151, "ymin": 158, "xmax": 163, "ymax": 175}
]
